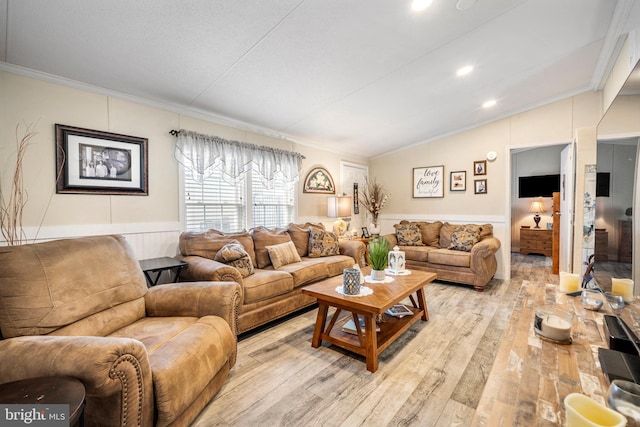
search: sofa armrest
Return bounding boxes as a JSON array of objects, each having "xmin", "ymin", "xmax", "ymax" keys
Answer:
[
  {"xmin": 470, "ymin": 237, "xmax": 501, "ymax": 273},
  {"xmin": 0, "ymin": 335, "xmax": 153, "ymax": 426},
  {"xmin": 338, "ymin": 240, "xmax": 366, "ymax": 267},
  {"xmin": 177, "ymin": 255, "xmax": 243, "ymax": 284},
  {"xmin": 382, "ymin": 234, "xmax": 398, "ymax": 247},
  {"xmin": 145, "ymin": 281, "xmax": 241, "ymax": 336}
]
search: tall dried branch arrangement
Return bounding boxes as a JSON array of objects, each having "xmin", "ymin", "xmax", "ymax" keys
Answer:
[
  {"xmin": 0, "ymin": 123, "xmax": 38, "ymax": 245},
  {"xmin": 358, "ymin": 178, "xmax": 390, "ymax": 225}
]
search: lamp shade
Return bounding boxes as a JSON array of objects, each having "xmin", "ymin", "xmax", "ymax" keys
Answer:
[
  {"xmin": 529, "ymin": 200, "xmax": 546, "ymax": 213},
  {"xmin": 327, "ymin": 196, "xmax": 352, "ymax": 218}
]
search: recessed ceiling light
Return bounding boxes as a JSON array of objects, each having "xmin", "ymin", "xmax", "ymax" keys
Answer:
[
  {"xmin": 412, "ymin": 0, "xmax": 433, "ymax": 12},
  {"xmin": 456, "ymin": 65, "xmax": 474, "ymax": 76},
  {"xmin": 483, "ymin": 99, "xmax": 497, "ymax": 108}
]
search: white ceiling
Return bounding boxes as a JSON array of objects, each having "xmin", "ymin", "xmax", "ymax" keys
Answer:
[{"xmin": 2, "ymin": 0, "xmax": 640, "ymax": 158}]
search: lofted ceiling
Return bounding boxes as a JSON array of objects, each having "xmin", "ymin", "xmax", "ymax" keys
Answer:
[{"xmin": 2, "ymin": 0, "xmax": 640, "ymax": 158}]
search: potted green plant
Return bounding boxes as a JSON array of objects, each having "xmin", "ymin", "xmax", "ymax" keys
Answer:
[{"xmin": 368, "ymin": 237, "xmax": 390, "ymax": 280}]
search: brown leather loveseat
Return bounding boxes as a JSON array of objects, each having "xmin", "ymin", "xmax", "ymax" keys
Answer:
[{"xmin": 0, "ymin": 235, "xmax": 240, "ymax": 427}]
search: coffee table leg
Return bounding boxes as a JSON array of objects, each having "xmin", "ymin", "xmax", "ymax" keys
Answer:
[
  {"xmin": 416, "ymin": 287, "xmax": 429, "ymax": 321},
  {"xmin": 312, "ymin": 303, "xmax": 329, "ymax": 348},
  {"xmin": 364, "ymin": 314, "xmax": 378, "ymax": 372}
]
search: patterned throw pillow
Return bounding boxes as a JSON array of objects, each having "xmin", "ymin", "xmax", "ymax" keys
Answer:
[
  {"xmin": 308, "ymin": 228, "xmax": 340, "ymax": 257},
  {"xmin": 448, "ymin": 226, "xmax": 481, "ymax": 252},
  {"xmin": 266, "ymin": 241, "xmax": 302, "ymax": 269},
  {"xmin": 214, "ymin": 240, "xmax": 255, "ymax": 277},
  {"xmin": 394, "ymin": 223, "xmax": 424, "ymax": 246}
]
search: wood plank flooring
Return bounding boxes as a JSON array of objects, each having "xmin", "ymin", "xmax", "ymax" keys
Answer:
[{"xmin": 192, "ymin": 254, "xmax": 560, "ymax": 426}]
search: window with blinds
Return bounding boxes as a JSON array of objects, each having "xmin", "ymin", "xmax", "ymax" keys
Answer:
[{"xmin": 184, "ymin": 165, "xmax": 295, "ymax": 232}]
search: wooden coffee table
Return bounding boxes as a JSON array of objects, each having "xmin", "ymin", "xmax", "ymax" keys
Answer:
[{"xmin": 301, "ymin": 268, "xmax": 436, "ymax": 372}]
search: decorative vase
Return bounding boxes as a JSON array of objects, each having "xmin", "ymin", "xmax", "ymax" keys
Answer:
[
  {"xmin": 343, "ymin": 268, "xmax": 361, "ymax": 295},
  {"xmin": 371, "ymin": 269, "xmax": 385, "ymax": 281},
  {"xmin": 369, "ymin": 223, "xmax": 381, "ymax": 236}
]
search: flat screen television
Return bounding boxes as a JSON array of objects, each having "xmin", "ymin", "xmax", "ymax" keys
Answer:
[
  {"xmin": 518, "ymin": 174, "xmax": 560, "ymax": 198},
  {"xmin": 596, "ymin": 172, "xmax": 610, "ymax": 197}
]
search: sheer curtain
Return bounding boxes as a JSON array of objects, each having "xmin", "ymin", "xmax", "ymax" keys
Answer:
[{"xmin": 174, "ymin": 130, "xmax": 304, "ymax": 187}]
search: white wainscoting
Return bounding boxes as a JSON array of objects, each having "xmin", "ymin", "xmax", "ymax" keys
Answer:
[{"xmin": 1, "ymin": 222, "xmax": 182, "ymax": 260}]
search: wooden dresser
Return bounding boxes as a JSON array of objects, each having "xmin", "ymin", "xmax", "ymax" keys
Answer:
[
  {"xmin": 520, "ymin": 227, "xmax": 552, "ymax": 257},
  {"xmin": 595, "ymin": 229, "xmax": 609, "ymax": 262},
  {"xmin": 619, "ymin": 220, "xmax": 632, "ymax": 263}
]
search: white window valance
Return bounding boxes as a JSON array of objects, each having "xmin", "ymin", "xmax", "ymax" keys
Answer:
[{"xmin": 174, "ymin": 130, "xmax": 304, "ymax": 187}]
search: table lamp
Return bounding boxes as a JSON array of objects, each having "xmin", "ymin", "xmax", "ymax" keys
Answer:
[
  {"xmin": 529, "ymin": 198, "xmax": 546, "ymax": 229},
  {"xmin": 327, "ymin": 196, "xmax": 352, "ymax": 237}
]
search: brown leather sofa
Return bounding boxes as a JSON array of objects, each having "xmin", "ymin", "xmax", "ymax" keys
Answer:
[
  {"xmin": 0, "ymin": 235, "xmax": 241, "ymax": 427},
  {"xmin": 384, "ymin": 221, "xmax": 501, "ymax": 291},
  {"xmin": 177, "ymin": 223, "xmax": 366, "ymax": 334}
]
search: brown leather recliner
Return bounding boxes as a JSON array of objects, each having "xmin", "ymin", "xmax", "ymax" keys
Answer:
[{"xmin": 0, "ymin": 235, "xmax": 241, "ymax": 427}]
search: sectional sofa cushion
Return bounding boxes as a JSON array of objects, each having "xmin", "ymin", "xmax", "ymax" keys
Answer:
[
  {"xmin": 399, "ymin": 220, "xmax": 443, "ymax": 246},
  {"xmin": 439, "ymin": 223, "xmax": 461, "ymax": 248},
  {"xmin": 288, "ymin": 222, "xmax": 325, "ymax": 257},
  {"xmin": 266, "ymin": 241, "xmax": 302, "ymax": 269},
  {"xmin": 308, "ymin": 228, "xmax": 340, "ymax": 257},
  {"xmin": 180, "ymin": 229, "xmax": 257, "ymax": 267},
  {"xmin": 242, "ymin": 270, "xmax": 294, "ymax": 304},
  {"xmin": 214, "ymin": 240, "xmax": 255, "ymax": 277},
  {"xmin": 428, "ymin": 248, "xmax": 471, "ymax": 268},
  {"xmin": 394, "ymin": 223, "xmax": 424, "ymax": 246},
  {"xmin": 251, "ymin": 227, "xmax": 292, "ymax": 269}
]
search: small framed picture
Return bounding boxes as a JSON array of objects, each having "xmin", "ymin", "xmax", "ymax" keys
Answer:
[
  {"xmin": 361, "ymin": 227, "xmax": 370, "ymax": 238},
  {"xmin": 474, "ymin": 179, "xmax": 487, "ymax": 194},
  {"xmin": 474, "ymin": 160, "xmax": 487, "ymax": 176},
  {"xmin": 450, "ymin": 171, "xmax": 466, "ymax": 191}
]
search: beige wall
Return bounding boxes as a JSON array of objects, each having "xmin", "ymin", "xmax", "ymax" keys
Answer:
[
  {"xmin": 370, "ymin": 91, "xmax": 602, "ymax": 279},
  {"xmin": 0, "ymin": 70, "xmax": 367, "ymax": 247}
]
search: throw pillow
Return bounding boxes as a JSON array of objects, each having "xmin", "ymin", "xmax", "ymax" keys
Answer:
[
  {"xmin": 399, "ymin": 220, "xmax": 442, "ymax": 246},
  {"xmin": 394, "ymin": 223, "xmax": 424, "ymax": 246},
  {"xmin": 250, "ymin": 226, "xmax": 292, "ymax": 269},
  {"xmin": 214, "ymin": 240, "xmax": 255, "ymax": 277},
  {"xmin": 308, "ymin": 228, "xmax": 340, "ymax": 257},
  {"xmin": 448, "ymin": 228, "xmax": 481, "ymax": 252},
  {"xmin": 439, "ymin": 222, "xmax": 461, "ymax": 248},
  {"xmin": 288, "ymin": 222, "xmax": 325, "ymax": 257},
  {"xmin": 266, "ymin": 241, "xmax": 302, "ymax": 269}
]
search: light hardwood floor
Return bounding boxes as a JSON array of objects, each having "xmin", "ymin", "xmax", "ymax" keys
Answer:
[{"xmin": 192, "ymin": 254, "xmax": 558, "ymax": 426}]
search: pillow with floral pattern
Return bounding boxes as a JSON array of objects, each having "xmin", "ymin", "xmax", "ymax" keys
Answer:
[
  {"xmin": 448, "ymin": 226, "xmax": 481, "ymax": 252},
  {"xmin": 394, "ymin": 223, "xmax": 424, "ymax": 246},
  {"xmin": 308, "ymin": 228, "xmax": 340, "ymax": 257},
  {"xmin": 214, "ymin": 240, "xmax": 255, "ymax": 277}
]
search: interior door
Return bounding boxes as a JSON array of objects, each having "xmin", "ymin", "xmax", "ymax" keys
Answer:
[
  {"xmin": 560, "ymin": 143, "xmax": 575, "ymax": 273},
  {"xmin": 341, "ymin": 162, "xmax": 368, "ymax": 232}
]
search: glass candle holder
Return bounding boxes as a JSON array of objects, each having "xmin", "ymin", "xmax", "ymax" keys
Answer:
[
  {"xmin": 611, "ymin": 278, "xmax": 634, "ymax": 303},
  {"xmin": 559, "ymin": 272, "xmax": 580, "ymax": 293},
  {"xmin": 534, "ymin": 307, "xmax": 573, "ymax": 343},
  {"xmin": 581, "ymin": 289, "xmax": 604, "ymax": 311}
]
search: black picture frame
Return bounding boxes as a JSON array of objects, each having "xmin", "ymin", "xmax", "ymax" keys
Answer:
[
  {"xmin": 55, "ymin": 124, "xmax": 148, "ymax": 195},
  {"xmin": 450, "ymin": 171, "xmax": 466, "ymax": 191},
  {"xmin": 361, "ymin": 227, "xmax": 370, "ymax": 238}
]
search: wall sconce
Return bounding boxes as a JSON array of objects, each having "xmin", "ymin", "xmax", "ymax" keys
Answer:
[
  {"xmin": 327, "ymin": 196, "xmax": 352, "ymax": 237},
  {"xmin": 529, "ymin": 198, "xmax": 547, "ymax": 229}
]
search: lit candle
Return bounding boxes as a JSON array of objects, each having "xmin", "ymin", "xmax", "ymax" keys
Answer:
[
  {"xmin": 612, "ymin": 278, "xmax": 634, "ymax": 303},
  {"xmin": 559, "ymin": 272, "xmax": 580, "ymax": 293}
]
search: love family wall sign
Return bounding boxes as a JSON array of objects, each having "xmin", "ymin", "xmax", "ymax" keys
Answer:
[{"xmin": 413, "ymin": 166, "xmax": 444, "ymax": 198}]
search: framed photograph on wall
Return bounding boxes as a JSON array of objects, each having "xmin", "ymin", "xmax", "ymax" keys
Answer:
[
  {"xmin": 474, "ymin": 160, "xmax": 487, "ymax": 175},
  {"xmin": 450, "ymin": 171, "xmax": 466, "ymax": 191},
  {"xmin": 413, "ymin": 166, "xmax": 444, "ymax": 198},
  {"xmin": 474, "ymin": 179, "xmax": 487, "ymax": 194},
  {"xmin": 303, "ymin": 167, "xmax": 335, "ymax": 193},
  {"xmin": 55, "ymin": 124, "xmax": 148, "ymax": 195}
]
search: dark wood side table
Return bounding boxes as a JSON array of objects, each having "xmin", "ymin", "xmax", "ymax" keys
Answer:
[
  {"xmin": 0, "ymin": 376, "xmax": 85, "ymax": 426},
  {"xmin": 139, "ymin": 257, "xmax": 188, "ymax": 287}
]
